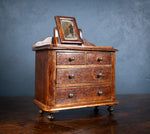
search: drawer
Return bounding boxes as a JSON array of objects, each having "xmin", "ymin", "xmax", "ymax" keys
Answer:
[
  {"xmin": 57, "ymin": 67, "xmax": 111, "ymax": 84},
  {"xmin": 57, "ymin": 52, "xmax": 85, "ymax": 65},
  {"xmin": 87, "ymin": 52, "xmax": 111, "ymax": 65},
  {"xmin": 56, "ymin": 85, "xmax": 111, "ymax": 106}
]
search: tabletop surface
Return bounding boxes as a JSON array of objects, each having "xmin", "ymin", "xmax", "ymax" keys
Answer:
[{"xmin": 0, "ymin": 94, "xmax": 150, "ymax": 134}]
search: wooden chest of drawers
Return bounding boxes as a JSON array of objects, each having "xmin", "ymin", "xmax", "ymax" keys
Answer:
[{"xmin": 33, "ymin": 44, "xmax": 118, "ymax": 120}]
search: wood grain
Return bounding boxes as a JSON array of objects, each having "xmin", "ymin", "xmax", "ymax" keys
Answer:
[
  {"xmin": 87, "ymin": 52, "xmax": 111, "ymax": 65},
  {"xmin": 1, "ymin": 95, "xmax": 150, "ymax": 134},
  {"xmin": 33, "ymin": 40, "xmax": 118, "ymax": 116},
  {"xmin": 57, "ymin": 52, "xmax": 85, "ymax": 65},
  {"xmin": 56, "ymin": 85, "xmax": 112, "ymax": 106},
  {"xmin": 57, "ymin": 67, "xmax": 111, "ymax": 84},
  {"xmin": 34, "ymin": 50, "xmax": 56, "ymax": 107},
  {"xmin": 35, "ymin": 50, "xmax": 50, "ymax": 105},
  {"xmin": 111, "ymin": 52, "xmax": 116, "ymax": 101},
  {"xmin": 56, "ymin": 64, "xmax": 112, "ymax": 69},
  {"xmin": 32, "ymin": 45, "xmax": 118, "ymax": 52}
]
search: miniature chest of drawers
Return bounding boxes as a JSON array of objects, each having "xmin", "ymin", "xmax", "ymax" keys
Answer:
[{"xmin": 33, "ymin": 42, "xmax": 118, "ymax": 120}]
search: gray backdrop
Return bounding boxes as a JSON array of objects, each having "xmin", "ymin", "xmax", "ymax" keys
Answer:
[{"xmin": 0, "ymin": 0, "xmax": 150, "ymax": 96}]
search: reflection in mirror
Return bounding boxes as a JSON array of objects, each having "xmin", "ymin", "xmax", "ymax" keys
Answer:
[{"xmin": 60, "ymin": 19, "xmax": 77, "ymax": 40}]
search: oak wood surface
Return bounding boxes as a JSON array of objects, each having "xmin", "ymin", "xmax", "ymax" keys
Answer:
[
  {"xmin": 56, "ymin": 81, "xmax": 112, "ymax": 88},
  {"xmin": 56, "ymin": 67, "xmax": 111, "ymax": 84},
  {"xmin": 32, "ymin": 45, "xmax": 118, "ymax": 52},
  {"xmin": 34, "ymin": 50, "xmax": 56, "ymax": 107},
  {"xmin": 57, "ymin": 52, "xmax": 85, "ymax": 65},
  {"xmin": 33, "ymin": 47, "xmax": 117, "ymax": 113},
  {"xmin": 56, "ymin": 64, "xmax": 112, "ymax": 69},
  {"xmin": 56, "ymin": 85, "xmax": 111, "ymax": 106},
  {"xmin": 0, "ymin": 95, "xmax": 150, "ymax": 134},
  {"xmin": 33, "ymin": 38, "xmax": 118, "ymax": 115},
  {"xmin": 35, "ymin": 50, "xmax": 50, "ymax": 105},
  {"xmin": 87, "ymin": 52, "xmax": 111, "ymax": 65},
  {"xmin": 111, "ymin": 52, "xmax": 116, "ymax": 101},
  {"xmin": 34, "ymin": 98, "xmax": 118, "ymax": 112}
]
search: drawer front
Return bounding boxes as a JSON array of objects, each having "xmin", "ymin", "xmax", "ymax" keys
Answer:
[
  {"xmin": 56, "ymin": 85, "xmax": 111, "ymax": 106},
  {"xmin": 57, "ymin": 52, "xmax": 85, "ymax": 65},
  {"xmin": 57, "ymin": 67, "xmax": 111, "ymax": 84},
  {"xmin": 87, "ymin": 52, "xmax": 111, "ymax": 65}
]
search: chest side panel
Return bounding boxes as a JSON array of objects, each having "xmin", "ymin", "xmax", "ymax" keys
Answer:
[{"xmin": 35, "ymin": 50, "xmax": 50, "ymax": 105}]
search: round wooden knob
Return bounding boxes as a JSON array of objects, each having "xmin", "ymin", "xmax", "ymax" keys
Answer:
[
  {"xmin": 68, "ymin": 93, "xmax": 74, "ymax": 98},
  {"xmin": 69, "ymin": 57, "xmax": 75, "ymax": 61},
  {"xmin": 97, "ymin": 57, "xmax": 103, "ymax": 61},
  {"xmin": 98, "ymin": 91, "xmax": 103, "ymax": 96},
  {"xmin": 69, "ymin": 74, "xmax": 75, "ymax": 79},
  {"xmin": 97, "ymin": 73, "xmax": 103, "ymax": 78}
]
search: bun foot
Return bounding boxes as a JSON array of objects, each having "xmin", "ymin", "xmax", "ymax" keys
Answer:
[
  {"xmin": 39, "ymin": 109, "xmax": 44, "ymax": 114},
  {"xmin": 47, "ymin": 113, "xmax": 55, "ymax": 121},
  {"xmin": 107, "ymin": 106, "xmax": 114, "ymax": 112},
  {"xmin": 94, "ymin": 106, "xmax": 99, "ymax": 113}
]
